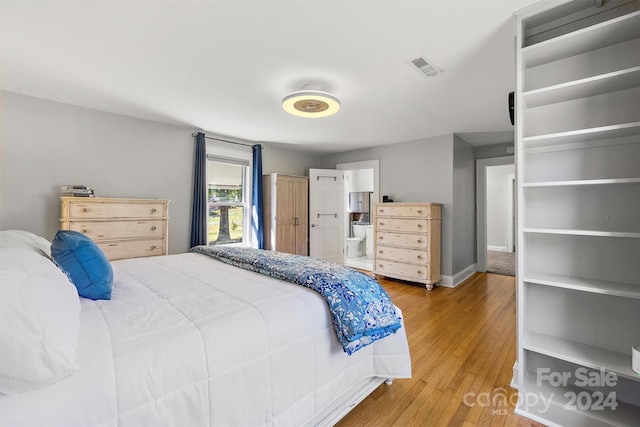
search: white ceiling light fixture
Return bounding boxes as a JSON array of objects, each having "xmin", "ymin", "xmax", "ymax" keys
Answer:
[{"xmin": 282, "ymin": 84, "xmax": 340, "ymax": 118}]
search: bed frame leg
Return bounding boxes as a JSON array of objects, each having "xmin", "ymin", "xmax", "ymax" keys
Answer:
[{"xmin": 384, "ymin": 378, "xmax": 393, "ymax": 385}]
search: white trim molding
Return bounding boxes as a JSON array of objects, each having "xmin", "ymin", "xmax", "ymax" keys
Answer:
[
  {"xmin": 510, "ymin": 361, "xmax": 520, "ymax": 390},
  {"xmin": 440, "ymin": 263, "xmax": 477, "ymax": 288},
  {"xmin": 476, "ymin": 156, "xmax": 514, "ymax": 272}
]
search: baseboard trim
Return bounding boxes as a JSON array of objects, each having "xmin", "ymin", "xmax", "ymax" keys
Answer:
[
  {"xmin": 510, "ymin": 361, "xmax": 519, "ymax": 390},
  {"xmin": 487, "ymin": 245, "xmax": 506, "ymax": 252},
  {"xmin": 440, "ymin": 263, "xmax": 477, "ymax": 288}
]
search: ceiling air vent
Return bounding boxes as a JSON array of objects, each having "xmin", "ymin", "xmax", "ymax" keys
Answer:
[{"xmin": 410, "ymin": 57, "xmax": 442, "ymax": 77}]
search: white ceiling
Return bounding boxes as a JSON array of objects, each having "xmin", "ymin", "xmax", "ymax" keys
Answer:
[{"xmin": 0, "ymin": 0, "xmax": 539, "ymax": 153}]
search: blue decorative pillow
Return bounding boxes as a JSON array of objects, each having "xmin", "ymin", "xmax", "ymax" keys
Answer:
[{"xmin": 51, "ymin": 230, "xmax": 113, "ymax": 300}]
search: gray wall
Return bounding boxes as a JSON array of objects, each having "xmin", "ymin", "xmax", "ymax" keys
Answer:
[
  {"xmin": 262, "ymin": 145, "xmax": 322, "ymax": 177},
  {"xmin": 1, "ymin": 90, "xmax": 487, "ymax": 279},
  {"xmin": 0, "ymin": 91, "xmax": 320, "ymax": 253},
  {"xmin": 474, "ymin": 142, "xmax": 515, "ymax": 160},
  {"xmin": 452, "ymin": 135, "xmax": 476, "ymax": 274},
  {"xmin": 320, "ymin": 134, "xmax": 464, "ymax": 277},
  {"xmin": 320, "ymin": 135, "xmax": 453, "ymax": 204}
]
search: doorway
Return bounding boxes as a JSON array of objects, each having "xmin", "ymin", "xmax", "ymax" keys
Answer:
[
  {"xmin": 337, "ymin": 160, "xmax": 379, "ymax": 271},
  {"xmin": 476, "ymin": 157, "xmax": 515, "ymax": 276},
  {"xmin": 485, "ymin": 164, "xmax": 515, "ymax": 276}
]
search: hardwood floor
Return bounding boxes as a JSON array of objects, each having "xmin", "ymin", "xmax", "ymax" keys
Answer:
[{"xmin": 336, "ymin": 272, "xmax": 544, "ymax": 427}]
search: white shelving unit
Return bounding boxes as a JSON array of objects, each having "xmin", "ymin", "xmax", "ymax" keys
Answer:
[
  {"xmin": 515, "ymin": 1, "xmax": 640, "ymax": 426},
  {"xmin": 523, "ymin": 178, "xmax": 640, "ymax": 187}
]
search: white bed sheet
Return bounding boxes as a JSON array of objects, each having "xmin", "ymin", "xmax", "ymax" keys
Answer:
[{"xmin": 0, "ymin": 252, "xmax": 411, "ymax": 426}]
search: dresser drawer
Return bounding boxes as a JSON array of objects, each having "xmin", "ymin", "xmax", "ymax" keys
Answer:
[
  {"xmin": 375, "ymin": 259, "xmax": 429, "ymax": 281},
  {"xmin": 68, "ymin": 201, "xmax": 166, "ymax": 219},
  {"xmin": 69, "ymin": 220, "xmax": 165, "ymax": 240},
  {"xmin": 376, "ymin": 245, "xmax": 428, "ymax": 266},
  {"xmin": 97, "ymin": 238, "xmax": 165, "ymax": 261},
  {"xmin": 376, "ymin": 231, "xmax": 428, "ymax": 250},
  {"xmin": 375, "ymin": 204, "xmax": 439, "ymax": 219},
  {"xmin": 376, "ymin": 217, "xmax": 428, "ymax": 233}
]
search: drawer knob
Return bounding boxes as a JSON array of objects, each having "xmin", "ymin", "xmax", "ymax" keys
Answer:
[
  {"xmin": 81, "ymin": 229, "xmax": 87, "ymax": 233},
  {"xmin": 150, "ymin": 245, "xmax": 157, "ymax": 250},
  {"xmin": 378, "ymin": 264, "xmax": 383, "ymax": 268},
  {"xmin": 151, "ymin": 226, "xmax": 157, "ymax": 231},
  {"xmin": 83, "ymin": 208, "xmax": 89, "ymax": 212},
  {"xmin": 417, "ymin": 239, "xmax": 423, "ymax": 244},
  {"xmin": 379, "ymin": 209, "xmax": 384, "ymax": 213},
  {"xmin": 379, "ymin": 222, "xmax": 384, "ymax": 226},
  {"xmin": 418, "ymin": 210, "xmax": 423, "ymax": 214},
  {"xmin": 378, "ymin": 250, "xmax": 383, "ymax": 254},
  {"xmin": 150, "ymin": 208, "xmax": 157, "ymax": 213},
  {"xmin": 417, "ymin": 270, "xmax": 423, "ymax": 274},
  {"xmin": 379, "ymin": 236, "xmax": 384, "ymax": 240},
  {"xmin": 417, "ymin": 224, "xmax": 423, "ymax": 229},
  {"xmin": 417, "ymin": 255, "xmax": 423, "ymax": 259}
]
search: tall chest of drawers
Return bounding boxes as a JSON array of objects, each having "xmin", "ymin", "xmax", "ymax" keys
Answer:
[
  {"xmin": 372, "ymin": 202, "xmax": 442, "ymax": 290},
  {"xmin": 60, "ymin": 197, "xmax": 169, "ymax": 261}
]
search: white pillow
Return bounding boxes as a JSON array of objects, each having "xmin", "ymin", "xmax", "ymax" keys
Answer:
[
  {"xmin": 0, "ymin": 229, "xmax": 52, "ymax": 257},
  {"xmin": 0, "ymin": 230, "xmax": 81, "ymax": 395}
]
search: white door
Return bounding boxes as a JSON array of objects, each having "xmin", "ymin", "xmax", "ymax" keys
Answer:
[{"xmin": 309, "ymin": 169, "xmax": 344, "ymax": 263}]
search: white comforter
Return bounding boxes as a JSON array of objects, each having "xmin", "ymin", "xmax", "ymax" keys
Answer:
[{"xmin": 0, "ymin": 252, "xmax": 411, "ymax": 426}]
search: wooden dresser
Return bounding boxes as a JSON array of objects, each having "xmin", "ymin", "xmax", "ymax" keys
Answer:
[
  {"xmin": 372, "ymin": 202, "xmax": 441, "ymax": 290},
  {"xmin": 60, "ymin": 197, "xmax": 169, "ymax": 261}
]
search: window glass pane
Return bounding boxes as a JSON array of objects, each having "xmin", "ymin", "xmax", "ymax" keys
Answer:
[
  {"xmin": 207, "ymin": 161, "xmax": 244, "ymax": 203},
  {"xmin": 207, "ymin": 160, "xmax": 247, "ymax": 245},
  {"xmin": 207, "ymin": 205, "xmax": 244, "ymax": 245}
]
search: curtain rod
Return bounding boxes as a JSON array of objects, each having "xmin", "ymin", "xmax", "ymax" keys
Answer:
[{"xmin": 192, "ymin": 132, "xmax": 255, "ymax": 147}]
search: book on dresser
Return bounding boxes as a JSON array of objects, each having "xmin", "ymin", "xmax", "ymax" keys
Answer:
[
  {"xmin": 372, "ymin": 202, "xmax": 442, "ymax": 290},
  {"xmin": 59, "ymin": 197, "xmax": 170, "ymax": 261}
]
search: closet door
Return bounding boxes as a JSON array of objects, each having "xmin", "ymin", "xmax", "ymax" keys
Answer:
[
  {"xmin": 294, "ymin": 177, "xmax": 309, "ymax": 256},
  {"xmin": 275, "ymin": 176, "xmax": 296, "ymax": 255}
]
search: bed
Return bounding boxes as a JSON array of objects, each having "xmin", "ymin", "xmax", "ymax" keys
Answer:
[{"xmin": 0, "ymin": 230, "xmax": 411, "ymax": 426}]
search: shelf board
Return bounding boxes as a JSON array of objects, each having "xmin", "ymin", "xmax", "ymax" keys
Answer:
[
  {"xmin": 517, "ymin": 375, "xmax": 640, "ymax": 427},
  {"xmin": 523, "ymin": 178, "xmax": 640, "ymax": 187},
  {"xmin": 524, "ymin": 332, "xmax": 640, "ymax": 382},
  {"xmin": 523, "ymin": 66, "xmax": 640, "ymax": 108},
  {"xmin": 516, "ymin": 398, "xmax": 608, "ymax": 427},
  {"xmin": 523, "ymin": 227, "xmax": 640, "ymax": 238},
  {"xmin": 523, "ymin": 122, "xmax": 640, "ymax": 148},
  {"xmin": 524, "ymin": 271, "xmax": 640, "ymax": 300},
  {"xmin": 523, "ymin": 10, "xmax": 640, "ymax": 68},
  {"xmin": 525, "ymin": 134, "xmax": 640, "ymax": 155}
]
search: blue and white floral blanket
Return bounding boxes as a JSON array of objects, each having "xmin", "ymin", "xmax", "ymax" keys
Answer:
[{"xmin": 190, "ymin": 246, "xmax": 402, "ymax": 355}]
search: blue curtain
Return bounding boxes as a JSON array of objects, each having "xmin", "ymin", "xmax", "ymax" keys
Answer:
[
  {"xmin": 190, "ymin": 132, "xmax": 208, "ymax": 248},
  {"xmin": 252, "ymin": 144, "xmax": 264, "ymax": 249}
]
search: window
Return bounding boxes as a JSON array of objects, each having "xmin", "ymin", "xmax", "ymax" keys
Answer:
[{"xmin": 207, "ymin": 152, "xmax": 252, "ymax": 246}]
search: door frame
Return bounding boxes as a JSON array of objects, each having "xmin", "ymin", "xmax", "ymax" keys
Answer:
[
  {"xmin": 506, "ymin": 173, "xmax": 516, "ymax": 253},
  {"xmin": 336, "ymin": 159, "xmax": 380, "ymax": 241},
  {"xmin": 336, "ymin": 159, "xmax": 380, "ymax": 205},
  {"xmin": 476, "ymin": 156, "xmax": 514, "ymax": 272}
]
